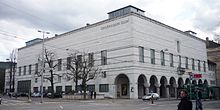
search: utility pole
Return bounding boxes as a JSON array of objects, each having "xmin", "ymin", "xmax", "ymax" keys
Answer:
[{"xmin": 38, "ymin": 30, "xmax": 50, "ymax": 103}]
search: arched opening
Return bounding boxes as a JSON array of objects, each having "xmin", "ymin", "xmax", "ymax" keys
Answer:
[
  {"xmin": 114, "ymin": 74, "xmax": 130, "ymax": 98},
  {"xmin": 138, "ymin": 74, "xmax": 148, "ymax": 98},
  {"xmin": 204, "ymin": 79, "xmax": 208, "ymax": 86},
  {"xmin": 198, "ymin": 79, "xmax": 203, "ymax": 87},
  {"xmin": 177, "ymin": 77, "xmax": 184, "ymax": 98},
  {"xmin": 169, "ymin": 77, "xmax": 176, "ymax": 97},
  {"xmin": 185, "ymin": 78, "xmax": 190, "ymax": 85},
  {"xmin": 149, "ymin": 75, "xmax": 158, "ymax": 93},
  {"xmin": 192, "ymin": 80, "xmax": 197, "ymax": 85},
  {"xmin": 160, "ymin": 76, "xmax": 168, "ymax": 98}
]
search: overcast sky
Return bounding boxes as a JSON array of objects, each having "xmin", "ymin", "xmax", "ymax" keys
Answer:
[{"xmin": 0, "ymin": 0, "xmax": 220, "ymax": 61}]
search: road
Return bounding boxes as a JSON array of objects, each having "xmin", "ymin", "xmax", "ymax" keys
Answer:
[{"xmin": 0, "ymin": 97, "xmax": 220, "ymax": 110}]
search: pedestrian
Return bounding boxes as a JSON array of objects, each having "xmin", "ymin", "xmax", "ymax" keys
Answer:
[
  {"xmin": 196, "ymin": 90, "xmax": 203, "ymax": 110},
  {"xmin": 90, "ymin": 91, "xmax": 93, "ymax": 99},
  {"xmin": 177, "ymin": 90, "xmax": 192, "ymax": 110}
]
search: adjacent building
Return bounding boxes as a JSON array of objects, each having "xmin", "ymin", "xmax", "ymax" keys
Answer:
[{"xmin": 15, "ymin": 6, "xmax": 215, "ymax": 99}]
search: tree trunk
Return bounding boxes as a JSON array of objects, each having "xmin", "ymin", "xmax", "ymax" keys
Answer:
[
  {"xmin": 82, "ymin": 80, "xmax": 87, "ymax": 100},
  {"xmin": 50, "ymin": 70, "xmax": 54, "ymax": 98}
]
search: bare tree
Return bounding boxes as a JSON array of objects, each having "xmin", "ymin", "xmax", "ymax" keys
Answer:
[
  {"xmin": 38, "ymin": 49, "xmax": 60, "ymax": 98},
  {"xmin": 64, "ymin": 51, "xmax": 101, "ymax": 99}
]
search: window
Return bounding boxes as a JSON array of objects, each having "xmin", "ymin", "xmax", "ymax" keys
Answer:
[
  {"xmin": 35, "ymin": 63, "xmax": 38, "ymax": 74},
  {"xmin": 87, "ymin": 85, "xmax": 95, "ymax": 91},
  {"xmin": 19, "ymin": 67, "xmax": 21, "ymax": 76},
  {"xmin": 77, "ymin": 55, "xmax": 82, "ymax": 67},
  {"xmin": 150, "ymin": 49, "xmax": 155, "ymax": 64},
  {"xmin": 29, "ymin": 65, "xmax": 31, "ymax": 75},
  {"xmin": 160, "ymin": 51, "xmax": 165, "ymax": 66},
  {"xmin": 192, "ymin": 58, "xmax": 195, "ymax": 70},
  {"xmin": 35, "ymin": 78, "xmax": 38, "ymax": 83},
  {"xmin": 185, "ymin": 57, "xmax": 188, "ymax": 69},
  {"xmin": 203, "ymin": 61, "xmax": 206, "ymax": 72},
  {"xmin": 58, "ymin": 59, "xmax": 62, "ymax": 71},
  {"xmin": 101, "ymin": 50, "xmax": 107, "ymax": 65},
  {"xmin": 198, "ymin": 60, "xmax": 200, "ymax": 71},
  {"xmin": 67, "ymin": 57, "xmax": 71, "ymax": 70},
  {"xmin": 23, "ymin": 66, "xmax": 26, "ymax": 75},
  {"xmin": 88, "ymin": 53, "xmax": 94, "ymax": 66},
  {"xmin": 177, "ymin": 41, "xmax": 180, "ymax": 53},
  {"xmin": 65, "ymin": 86, "xmax": 72, "ymax": 94},
  {"xmin": 58, "ymin": 76, "xmax": 61, "ymax": 83},
  {"xmin": 178, "ymin": 55, "xmax": 181, "ymax": 67},
  {"xmin": 99, "ymin": 84, "xmax": 109, "ymax": 92},
  {"xmin": 169, "ymin": 53, "xmax": 174, "ymax": 67},
  {"xmin": 139, "ymin": 46, "xmax": 144, "ymax": 63}
]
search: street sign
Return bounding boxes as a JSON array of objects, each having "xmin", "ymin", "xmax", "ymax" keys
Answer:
[{"xmin": 194, "ymin": 74, "xmax": 202, "ymax": 78}]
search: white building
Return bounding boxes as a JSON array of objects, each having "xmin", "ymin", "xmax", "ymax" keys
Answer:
[{"xmin": 15, "ymin": 6, "xmax": 216, "ymax": 99}]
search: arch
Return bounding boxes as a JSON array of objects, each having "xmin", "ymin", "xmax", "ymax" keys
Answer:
[
  {"xmin": 185, "ymin": 78, "xmax": 190, "ymax": 85},
  {"xmin": 160, "ymin": 76, "xmax": 168, "ymax": 98},
  {"xmin": 138, "ymin": 74, "xmax": 148, "ymax": 98},
  {"xmin": 178, "ymin": 77, "xmax": 184, "ymax": 88},
  {"xmin": 149, "ymin": 75, "xmax": 158, "ymax": 93},
  {"xmin": 204, "ymin": 79, "xmax": 208, "ymax": 86},
  {"xmin": 192, "ymin": 80, "xmax": 197, "ymax": 85},
  {"xmin": 198, "ymin": 79, "xmax": 203, "ymax": 85},
  {"xmin": 169, "ymin": 77, "xmax": 177, "ymax": 97},
  {"xmin": 114, "ymin": 74, "xmax": 130, "ymax": 98}
]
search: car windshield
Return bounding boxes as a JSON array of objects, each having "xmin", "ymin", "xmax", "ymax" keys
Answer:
[{"xmin": 147, "ymin": 94, "xmax": 152, "ymax": 96}]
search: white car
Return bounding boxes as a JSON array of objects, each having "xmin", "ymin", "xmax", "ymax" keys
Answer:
[{"xmin": 142, "ymin": 93, "xmax": 160, "ymax": 100}]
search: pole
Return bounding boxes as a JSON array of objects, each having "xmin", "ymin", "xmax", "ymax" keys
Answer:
[{"xmin": 38, "ymin": 30, "xmax": 49, "ymax": 103}]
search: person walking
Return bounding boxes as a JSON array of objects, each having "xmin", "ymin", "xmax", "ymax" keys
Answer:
[
  {"xmin": 177, "ymin": 90, "xmax": 192, "ymax": 110},
  {"xmin": 196, "ymin": 90, "xmax": 203, "ymax": 110}
]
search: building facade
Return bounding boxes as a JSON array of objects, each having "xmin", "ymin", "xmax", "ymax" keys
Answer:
[{"xmin": 15, "ymin": 6, "xmax": 215, "ymax": 99}]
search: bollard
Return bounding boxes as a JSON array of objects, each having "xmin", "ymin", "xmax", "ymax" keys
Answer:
[{"xmin": 151, "ymin": 95, "xmax": 154, "ymax": 104}]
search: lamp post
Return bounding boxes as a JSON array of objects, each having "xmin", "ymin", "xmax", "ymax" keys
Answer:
[{"xmin": 38, "ymin": 30, "xmax": 50, "ymax": 103}]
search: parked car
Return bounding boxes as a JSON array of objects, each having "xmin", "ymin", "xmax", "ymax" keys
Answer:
[
  {"xmin": 142, "ymin": 93, "xmax": 160, "ymax": 100},
  {"xmin": 31, "ymin": 92, "xmax": 41, "ymax": 97}
]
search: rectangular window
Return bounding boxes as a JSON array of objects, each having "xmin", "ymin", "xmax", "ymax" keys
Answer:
[
  {"xmin": 88, "ymin": 53, "xmax": 94, "ymax": 67},
  {"xmin": 23, "ymin": 66, "xmax": 26, "ymax": 75},
  {"xmin": 178, "ymin": 55, "xmax": 181, "ymax": 67},
  {"xmin": 35, "ymin": 63, "xmax": 38, "ymax": 74},
  {"xmin": 198, "ymin": 60, "xmax": 200, "ymax": 71},
  {"xmin": 203, "ymin": 61, "xmax": 206, "ymax": 72},
  {"xmin": 35, "ymin": 78, "xmax": 38, "ymax": 83},
  {"xmin": 160, "ymin": 51, "xmax": 165, "ymax": 66},
  {"xmin": 29, "ymin": 65, "xmax": 31, "ymax": 75},
  {"xmin": 67, "ymin": 57, "xmax": 71, "ymax": 70},
  {"xmin": 177, "ymin": 41, "xmax": 180, "ymax": 53},
  {"xmin": 58, "ymin": 59, "xmax": 62, "ymax": 71},
  {"xmin": 185, "ymin": 57, "xmax": 188, "ymax": 69},
  {"xmin": 139, "ymin": 46, "xmax": 144, "ymax": 63},
  {"xmin": 169, "ymin": 53, "xmax": 174, "ymax": 67},
  {"xmin": 87, "ymin": 84, "xmax": 95, "ymax": 92},
  {"xmin": 58, "ymin": 76, "xmax": 61, "ymax": 83},
  {"xmin": 101, "ymin": 50, "xmax": 107, "ymax": 65},
  {"xmin": 65, "ymin": 86, "xmax": 72, "ymax": 94},
  {"xmin": 99, "ymin": 84, "xmax": 109, "ymax": 92},
  {"xmin": 19, "ymin": 67, "xmax": 21, "ymax": 76},
  {"xmin": 77, "ymin": 55, "xmax": 82, "ymax": 67},
  {"xmin": 150, "ymin": 49, "xmax": 155, "ymax": 64},
  {"xmin": 192, "ymin": 58, "xmax": 195, "ymax": 70}
]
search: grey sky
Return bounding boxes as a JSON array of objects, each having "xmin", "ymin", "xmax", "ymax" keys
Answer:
[{"xmin": 0, "ymin": 0, "xmax": 220, "ymax": 61}]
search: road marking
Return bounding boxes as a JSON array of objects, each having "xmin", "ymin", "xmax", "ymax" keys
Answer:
[{"xmin": 140, "ymin": 107, "xmax": 150, "ymax": 110}]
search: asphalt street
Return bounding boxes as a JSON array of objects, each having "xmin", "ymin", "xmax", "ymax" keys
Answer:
[{"xmin": 0, "ymin": 97, "xmax": 220, "ymax": 110}]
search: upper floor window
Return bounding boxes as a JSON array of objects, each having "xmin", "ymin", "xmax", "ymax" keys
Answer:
[
  {"xmin": 185, "ymin": 57, "xmax": 188, "ymax": 69},
  {"xmin": 19, "ymin": 67, "xmax": 21, "ymax": 76},
  {"xmin": 139, "ymin": 46, "xmax": 144, "ymax": 63},
  {"xmin": 58, "ymin": 59, "xmax": 62, "ymax": 71},
  {"xmin": 67, "ymin": 57, "xmax": 72, "ymax": 70},
  {"xmin": 178, "ymin": 55, "xmax": 181, "ymax": 67},
  {"xmin": 192, "ymin": 58, "xmax": 195, "ymax": 70},
  {"xmin": 23, "ymin": 66, "xmax": 26, "ymax": 75},
  {"xmin": 88, "ymin": 53, "xmax": 94, "ymax": 67},
  {"xmin": 29, "ymin": 65, "xmax": 31, "ymax": 75},
  {"xmin": 198, "ymin": 60, "xmax": 200, "ymax": 71},
  {"xmin": 150, "ymin": 49, "xmax": 155, "ymax": 64},
  {"xmin": 169, "ymin": 53, "xmax": 174, "ymax": 67},
  {"xmin": 203, "ymin": 61, "xmax": 206, "ymax": 72},
  {"xmin": 101, "ymin": 50, "xmax": 107, "ymax": 65},
  {"xmin": 35, "ymin": 63, "xmax": 38, "ymax": 74},
  {"xmin": 177, "ymin": 41, "xmax": 180, "ymax": 53},
  {"xmin": 160, "ymin": 51, "xmax": 165, "ymax": 66}
]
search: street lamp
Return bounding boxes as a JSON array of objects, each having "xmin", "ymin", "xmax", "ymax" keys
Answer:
[{"xmin": 38, "ymin": 30, "xmax": 50, "ymax": 103}]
